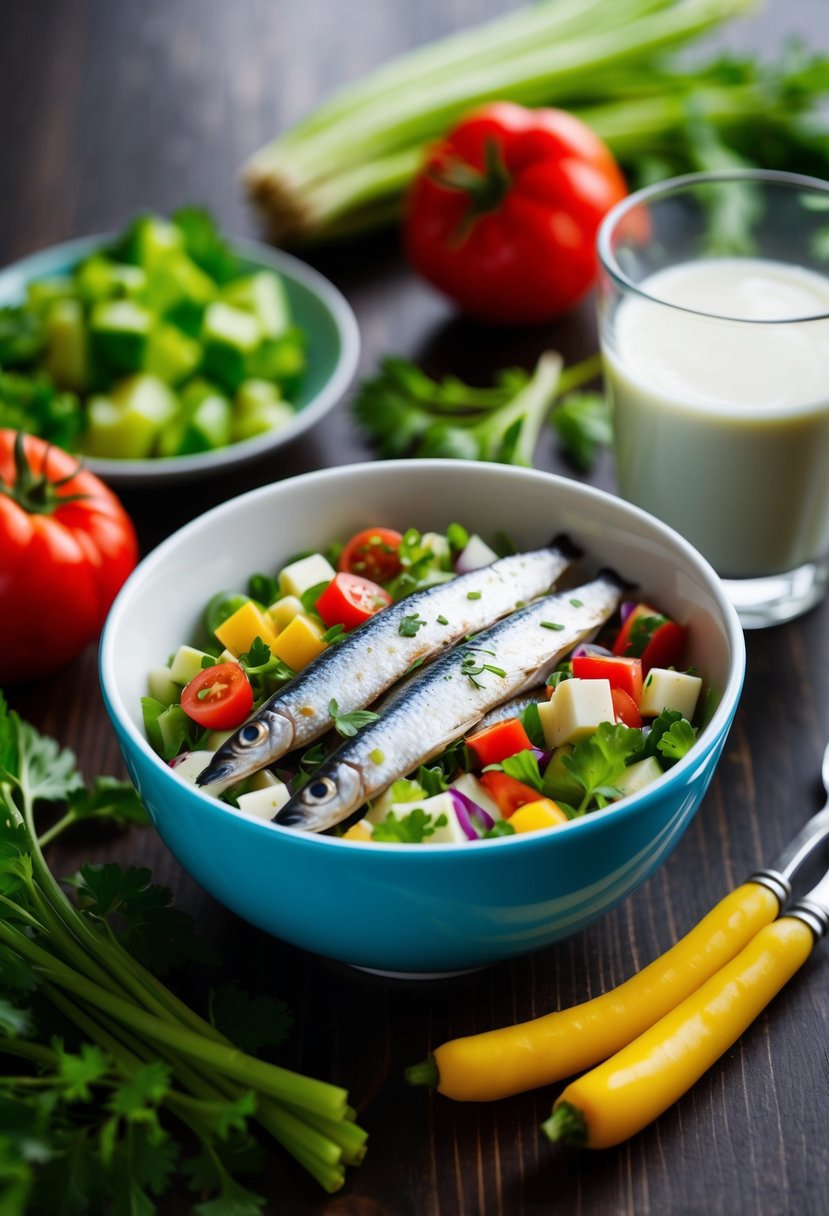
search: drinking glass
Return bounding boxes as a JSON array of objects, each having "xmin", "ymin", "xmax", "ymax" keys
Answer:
[{"xmin": 597, "ymin": 169, "xmax": 829, "ymax": 628}]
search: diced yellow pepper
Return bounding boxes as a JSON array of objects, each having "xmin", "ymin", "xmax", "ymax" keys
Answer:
[
  {"xmin": 509, "ymin": 798, "xmax": 569, "ymax": 834},
  {"xmin": 343, "ymin": 822, "xmax": 373, "ymax": 842},
  {"xmin": 271, "ymin": 613, "xmax": 327, "ymax": 670},
  {"xmin": 214, "ymin": 600, "xmax": 279, "ymax": 657}
]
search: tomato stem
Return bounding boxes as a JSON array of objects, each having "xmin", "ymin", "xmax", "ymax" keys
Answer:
[
  {"xmin": 0, "ymin": 430, "xmax": 90, "ymax": 515},
  {"xmin": 429, "ymin": 137, "xmax": 511, "ymax": 244}
]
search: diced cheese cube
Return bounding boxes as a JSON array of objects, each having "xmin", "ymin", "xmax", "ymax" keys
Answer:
[
  {"xmin": 538, "ymin": 678, "xmax": 615, "ymax": 748},
  {"xmin": 249, "ymin": 768, "xmax": 283, "ymax": 791},
  {"xmin": 278, "ymin": 553, "xmax": 337, "ymax": 598},
  {"xmin": 169, "ymin": 645, "xmax": 214, "ymax": 685},
  {"xmin": 449, "ymin": 773, "xmax": 503, "ymax": 821},
  {"xmin": 267, "ymin": 594, "xmax": 303, "ymax": 631},
  {"xmin": 398, "ymin": 792, "xmax": 468, "ymax": 844},
  {"xmin": 639, "ymin": 668, "xmax": 702, "ymax": 720},
  {"xmin": 214, "ymin": 600, "xmax": 279, "ymax": 657},
  {"xmin": 613, "ymin": 756, "xmax": 664, "ymax": 799},
  {"xmin": 343, "ymin": 820, "xmax": 374, "ymax": 842},
  {"xmin": 236, "ymin": 782, "xmax": 290, "ymax": 821},
  {"xmin": 169, "ymin": 749, "xmax": 233, "ymax": 798},
  {"xmin": 147, "ymin": 665, "xmax": 179, "ymax": 706},
  {"xmin": 509, "ymin": 798, "xmax": 568, "ymax": 833},
  {"xmin": 457, "ymin": 533, "xmax": 499, "ymax": 571},
  {"xmin": 271, "ymin": 613, "xmax": 327, "ymax": 670}
]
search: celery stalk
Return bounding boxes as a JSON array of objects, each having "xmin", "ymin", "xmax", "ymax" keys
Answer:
[{"xmin": 244, "ymin": 0, "xmax": 757, "ymax": 242}]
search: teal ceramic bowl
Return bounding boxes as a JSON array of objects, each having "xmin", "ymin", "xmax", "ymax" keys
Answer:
[
  {"xmin": 0, "ymin": 235, "xmax": 359, "ymax": 485},
  {"xmin": 99, "ymin": 461, "xmax": 745, "ymax": 974}
]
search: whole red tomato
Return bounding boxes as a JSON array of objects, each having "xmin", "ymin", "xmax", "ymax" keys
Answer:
[
  {"xmin": 0, "ymin": 431, "xmax": 139, "ymax": 683},
  {"xmin": 404, "ymin": 102, "xmax": 627, "ymax": 325}
]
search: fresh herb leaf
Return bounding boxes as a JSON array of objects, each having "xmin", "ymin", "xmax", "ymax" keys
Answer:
[
  {"xmin": 322, "ymin": 623, "xmax": 347, "ymax": 644},
  {"xmin": 239, "ymin": 637, "xmax": 272, "ymax": 668},
  {"xmin": 550, "ymin": 391, "xmax": 612, "ymax": 472},
  {"xmin": 656, "ymin": 717, "xmax": 697, "ymax": 764},
  {"xmin": 398, "ymin": 613, "xmax": 426, "ymax": 637},
  {"xmin": 371, "ymin": 808, "xmax": 448, "ymax": 843},
  {"xmin": 499, "ymin": 751, "xmax": 544, "ymax": 792},
  {"xmin": 354, "ymin": 351, "xmax": 573, "ymax": 469},
  {"xmin": 247, "ymin": 573, "xmax": 280, "ymax": 606},
  {"xmin": 562, "ymin": 722, "xmax": 645, "ymax": 812},
  {"xmin": 328, "ymin": 698, "xmax": 380, "ymax": 738},
  {"xmin": 172, "ymin": 206, "xmax": 240, "ymax": 283}
]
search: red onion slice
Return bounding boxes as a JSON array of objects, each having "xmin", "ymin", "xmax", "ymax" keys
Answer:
[{"xmin": 449, "ymin": 788, "xmax": 495, "ymax": 840}]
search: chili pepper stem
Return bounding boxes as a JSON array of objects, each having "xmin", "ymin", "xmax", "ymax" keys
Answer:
[
  {"xmin": 542, "ymin": 1101, "xmax": 588, "ymax": 1146},
  {"xmin": 405, "ymin": 1056, "xmax": 439, "ymax": 1089}
]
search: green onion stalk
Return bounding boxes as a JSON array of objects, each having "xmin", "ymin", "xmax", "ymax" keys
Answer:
[{"xmin": 244, "ymin": 0, "xmax": 762, "ymax": 243}]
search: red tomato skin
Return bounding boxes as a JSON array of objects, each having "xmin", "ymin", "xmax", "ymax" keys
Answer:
[
  {"xmin": 180, "ymin": 663, "xmax": 254, "ymax": 730},
  {"xmin": 612, "ymin": 603, "xmax": 687, "ymax": 673},
  {"xmin": 571, "ymin": 654, "xmax": 643, "ymax": 703},
  {"xmin": 404, "ymin": 102, "xmax": 627, "ymax": 324},
  {"xmin": 315, "ymin": 572, "xmax": 392, "ymax": 631},
  {"xmin": 338, "ymin": 527, "xmax": 404, "ymax": 583},
  {"xmin": 479, "ymin": 770, "xmax": 541, "ymax": 819},
  {"xmin": 466, "ymin": 718, "xmax": 533, "ymax": 767},
  {"xmin": 611, "ymin": 687, "xmax": 643, "ymax": 729},
  {"xmin": 0, "ymin": 431, "xmax": 139, "ymax": 683}
]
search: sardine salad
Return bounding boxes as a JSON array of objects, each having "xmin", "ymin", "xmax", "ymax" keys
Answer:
[{"xmin": 142, "ymin": 523, "xmax": 707, "ymax": 845}]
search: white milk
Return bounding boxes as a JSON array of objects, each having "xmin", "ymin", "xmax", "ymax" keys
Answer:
[{"xmin": 604, "ymin": 258, "xmax": 829, "ymax": 578}]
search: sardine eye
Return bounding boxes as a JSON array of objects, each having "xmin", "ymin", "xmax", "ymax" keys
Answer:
[
  {"xmin": 238, "ymin": 721, "xmax": 267, "ymax": 747},
  {"xmin": 303, "ymin": 777, "xmax": 336, "ymax": 804}
]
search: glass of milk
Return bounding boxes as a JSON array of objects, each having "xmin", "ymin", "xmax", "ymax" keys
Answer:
[{"xmin": 597, "ymin": 169, "xmax": 829, "ymax": 628}]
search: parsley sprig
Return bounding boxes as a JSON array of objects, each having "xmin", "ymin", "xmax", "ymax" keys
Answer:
[
  {"xmin": 353, "ymin": 350, "xmax": 608, "ymax": 470},
  {"xmin": 0, "ymin": 695, "xmax": 366, "ymax": 1207},
  {"xmin": 328, "ymin": 698, "xmax": 381, "ymax": 738}
]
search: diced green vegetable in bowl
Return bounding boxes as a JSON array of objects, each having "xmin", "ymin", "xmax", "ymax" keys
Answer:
[{"xmin": 0, "ymin": 209, "xmax": 359, "ymax": 484}]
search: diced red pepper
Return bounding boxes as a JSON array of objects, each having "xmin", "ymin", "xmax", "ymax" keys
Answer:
[
  {"xmin": 466, "ymin": 717, "xmax": 533, "ymax": 767},
  {"xmin": 612, "ymin": 603, "xmax": 687, "ymax": 673},
  {"xmin": 571, "ymin": 654, "xmax": 643, "ymax": 703},
  {"xmin": 479, "ymin": 770, "xmax": 541, "ymax": 819},
  {"xmin": 611, "ymin": 686, "xmax": 642, "ymax": 729}
]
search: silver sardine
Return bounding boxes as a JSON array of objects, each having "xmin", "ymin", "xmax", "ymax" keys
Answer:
[
  {"xmin": 197, "ymin": 542, "xmax": 575, "ymax": 788},
  {"xmin": 273, "ymin": 572, "xmax": 624, "ymax": 832}
]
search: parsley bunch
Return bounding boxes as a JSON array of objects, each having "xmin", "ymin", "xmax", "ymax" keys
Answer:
[
  {"xmin": 0, "ymin": 696, "xmax": 366, "ymax": 1212},
  {"xmin": 353, "ymin": 350, "xmax": 609, "ymax": 471}
]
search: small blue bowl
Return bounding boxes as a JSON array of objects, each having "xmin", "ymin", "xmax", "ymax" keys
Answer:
[
  {"xmin": 99, "ymin": 461, "xmax": 745, "ymax": 974},
  {"xmin": 0, "ymin": 234, "xmax": 359, "ymax": 486}
]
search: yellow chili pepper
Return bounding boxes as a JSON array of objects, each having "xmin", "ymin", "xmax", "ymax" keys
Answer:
[
  {"xmin": 406, "ymin": 881, "xmax": 779, "ymax": 1101},
  {"xmin": 543, "ymin": 915, "xmax": 815, "ymax": 1149}
]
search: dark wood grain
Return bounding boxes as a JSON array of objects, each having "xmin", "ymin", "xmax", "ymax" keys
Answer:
[{"xmin": 2, "ymin": 3, "xmax": 829, "ymax": 1214}]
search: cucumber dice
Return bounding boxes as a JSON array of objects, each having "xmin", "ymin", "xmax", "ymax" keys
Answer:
[
  {"xmin": 90, "ymin": 299, "xmax": 153, "ymax": 373},
  {"xmin": 44, "ymin": 298, "xmax": 89, "ymax": 391},
  {"xmin": 83, "ymin": 374, "xmax": 179, "ymax": 459},
  {"xmin": 222, "ymin": 271, "xmax": 290, "ymax": 338},
  {"xmin": 202, "ymin": 302, "xmax": 262, "ymax": 392}
]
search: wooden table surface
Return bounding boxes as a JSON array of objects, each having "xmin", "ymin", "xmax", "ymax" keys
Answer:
[{"xmin": 3, "ymin": 3, "xmax": 828, "ymax": 1214}]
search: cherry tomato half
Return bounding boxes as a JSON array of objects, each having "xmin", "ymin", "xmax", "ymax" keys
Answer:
[
  {"xmin": 338, "ymin": 527, "xmax": 404, "ymax": 584},
  {"xmin": 611, "ymin": 687, "xmax": 642, "ymax": 730},
  {"xmin": 479, "ymin": 770, "xmax": 541, "ymax": 819},
  {"xmin": 180, "ymin": 662, "xmax": 254, "ymax": 730},
  {"xmin": 315, "ymin": 572, "xmax": 392, "ymax": 631}
]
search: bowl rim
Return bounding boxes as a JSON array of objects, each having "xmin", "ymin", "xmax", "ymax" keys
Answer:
[
  {"xmin": 0, "ymin": 232, "xmax": 361, "ymax": 485},
  {"xmin": 99, "ymin": 460, "xmax": 746, "ymax": 855}
]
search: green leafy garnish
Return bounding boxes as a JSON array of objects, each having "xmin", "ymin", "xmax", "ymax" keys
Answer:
[
  {"xmin": 371, "ymin": 808, "xmax": 448, "ymax": 843},
  {"xmin": 238, "ymin": 636, "xmax": 271, "ymax": 668},
  {"xmin": 499, "ymin": 751, "xmax": 544, "ymax": 792},
  {"xmin": 550, "ymin": 391, "xmax": 613, "ymax": 472},
  {"xmin": 323, "ymin": 623, "xmax": 347, "ymax": 644},
  {"xmin": 354, "ymin": 351, "xmax": 599, "ymax": 468},
  {"xmin": 328, "ymin": 698, "xmax": 381, "ymax": 738},
  {"xmin": 398, "ymin": 613, "xmax": 426, "ymax": 637},
  {"xmin": 247, "ymin": 572, "xmax": 280, "ymax": 605},
  {"xmin": 656, "ymin": 717, "xmax": 697, "ymax": 764},
  {"xmin": 562, "ymin": 722, "xmax": 646, "ymax": 812}
]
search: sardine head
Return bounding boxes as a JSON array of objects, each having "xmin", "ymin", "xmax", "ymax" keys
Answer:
[
  {"xmin": 273, "ymin": 762, "xmax": 364, "ymax": 831},
  {"xmin": 195, "ymin": 710, "xmax": 294, "ymax": 787}
]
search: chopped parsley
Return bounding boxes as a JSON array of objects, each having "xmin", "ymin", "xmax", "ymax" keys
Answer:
[
  {"xmin": 371, "ymin": 808, "xmax": 448, "ymax": 843},
  {"xmin": 569, "ymin": 598, "xmax": 583, "ymax": 608},
  {"xmin": 328, "ymin": 698, "xmax": 381, "ymax": 738},
  {"xmin": 322, "ymin": 623, "xmax": 347, "ymax": 644},
  {"xmin": 541, "ymin": 621, "xmax": 565, "ymax": 631},
  {"xmin": 399, "ymin": 613, "xmax": 426, "ymax": 637},
  {"xmin": 466, "ymin": 590, "xmax": 482, "ymax": 601},
  {"xmin": 460, "ymin": 647, "xmax": 507, "ymax": 688},
  {"xmin": 436, "ymin": 614, "xmax": 449, "ymax": 626}
]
